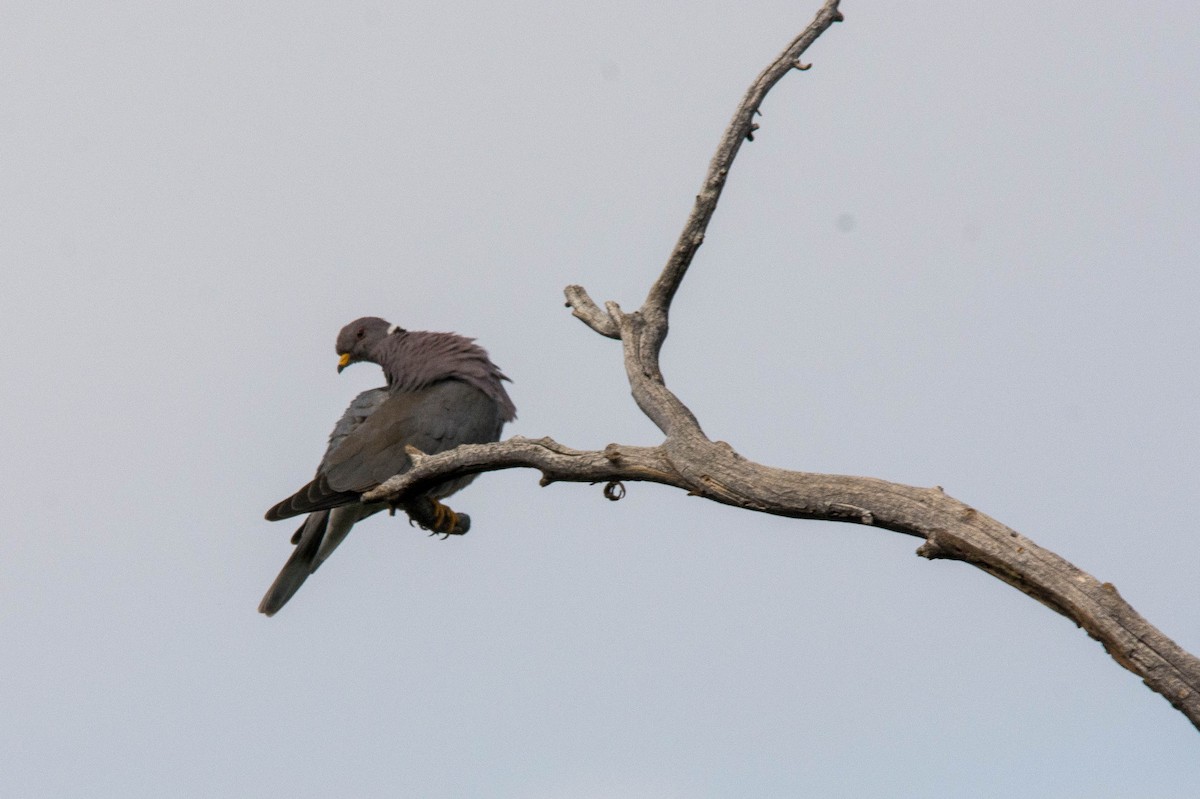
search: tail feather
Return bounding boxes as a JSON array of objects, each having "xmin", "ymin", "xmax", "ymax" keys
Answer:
[
  {"xmin": 312, "ymin": 503, "xmax": 385, "ymax": 572},
  {"xmin": 264, "ymin": 476, "xmax": 358, "ymax": 521},
  {"xmin": 258, "ymin": 511, "xmax": 329, "ymax": 616}
]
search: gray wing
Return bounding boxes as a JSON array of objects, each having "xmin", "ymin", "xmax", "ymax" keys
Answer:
[
  {"xmin": 265, "ymin": 379, "xmax": 506, "ymax": 520},
  {"xmin": 318, "ymin": 387, "xmax": 392, "ymax": 473},
  {"xmin": 258, "ymin": 388, "xmax": 389, "ymax": 616}
]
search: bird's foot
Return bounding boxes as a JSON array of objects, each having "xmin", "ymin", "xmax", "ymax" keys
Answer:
[
  {"xmin": 402, "ymin": 497, "xmax": 471, "ymax": 538},
  {"xmin": 429, "ymin": 499, "xmax": 460, "ymax": 538}
]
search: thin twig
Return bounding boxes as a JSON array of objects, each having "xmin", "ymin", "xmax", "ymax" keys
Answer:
[{"xmin": 644, "ymin": 0, "xmax": 843, "ymax": 325}]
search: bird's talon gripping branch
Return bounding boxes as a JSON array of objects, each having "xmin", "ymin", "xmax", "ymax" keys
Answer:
[
  {"xmin": 410, "ymin": 498, "xmax": 470, "ymax": 538},
  {"xmin": 432, "ymin": 499, "xmax": 457, "ymax": 532}
]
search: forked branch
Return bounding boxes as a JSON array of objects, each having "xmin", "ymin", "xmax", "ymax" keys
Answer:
[{"xmin": 374, "ymin": 0, "xmax": 1200, "ymax": 731}]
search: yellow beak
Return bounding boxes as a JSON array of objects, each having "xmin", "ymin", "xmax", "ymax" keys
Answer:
[{"xmin": 337, "ymin": 352, "xmax": 352, "ymax": 372}]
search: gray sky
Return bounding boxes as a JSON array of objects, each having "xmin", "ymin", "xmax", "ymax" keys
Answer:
[{"xmin": 4, "ymin": 1, "xmax": 1199, "ymax": 796}]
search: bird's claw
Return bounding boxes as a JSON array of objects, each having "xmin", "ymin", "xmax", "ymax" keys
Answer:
[
  {"xmin": 430, "ymin": 499, "xmax": 458, "ymax": 532},
  {"xmin": 404, "ymin": 497, "xmax": 470, "ymax": 537}
]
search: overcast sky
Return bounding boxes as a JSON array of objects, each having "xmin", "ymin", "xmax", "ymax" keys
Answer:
[{"xmin": 4, "ymin": 1, "xmax": 1199, "ymax": 796}]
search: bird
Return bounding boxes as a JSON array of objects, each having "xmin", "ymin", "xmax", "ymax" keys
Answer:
[{"xmin": 259, "ymin": 316, "xmax": 516, "ymax": 616}]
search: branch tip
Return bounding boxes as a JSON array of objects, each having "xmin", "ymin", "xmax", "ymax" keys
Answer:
[{"xmin": 564, "ymin": 284, "xmax": 620, "ymax": 339}]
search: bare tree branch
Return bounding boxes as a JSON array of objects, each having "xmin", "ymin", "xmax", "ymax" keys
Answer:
[
  {"xmin": 644, "ymin": 0, "xmax": 844, "ymax": 321},
  {"xmin": 380, "ymin": 0, "xmax": 1200, "ymax": 731},
  {"xmin": 364, "ymin": 438, "xmax": 684, "ymax": 501}
]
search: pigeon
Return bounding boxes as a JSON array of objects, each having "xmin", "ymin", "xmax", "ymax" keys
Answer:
[{"xmin": 259, "ymin": 316, "xmax": 516, "ymax": 615}]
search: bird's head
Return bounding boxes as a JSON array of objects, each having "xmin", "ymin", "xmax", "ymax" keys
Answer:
[{"xmin": 335, "ymin": 316, "xmax": 404, "ymax": 372}]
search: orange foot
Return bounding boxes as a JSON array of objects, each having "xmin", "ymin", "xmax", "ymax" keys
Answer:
[{"xmin": 429, "ymin": 499, "xmax": 460, "ymax": 537}]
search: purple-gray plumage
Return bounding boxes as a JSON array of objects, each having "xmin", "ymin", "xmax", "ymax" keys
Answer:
[
  {"xmin": 259, "ymin": 318, "xmax": 515, "ymax": 616},
  {"xmin": 333, "ymin": 316, "xmax": 516, "ymax": 422}
]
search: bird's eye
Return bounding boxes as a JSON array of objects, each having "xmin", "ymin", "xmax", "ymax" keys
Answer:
[{"xmin": 355, "ymin": 328, "xmax": 365, "ymax": 339}]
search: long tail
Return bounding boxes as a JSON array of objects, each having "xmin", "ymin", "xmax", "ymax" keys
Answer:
[
  {"xmin": 259, "ymin": 505, "xmax": 385, "ymax": 616},
  {"xmin": 259, "ymin": 512, "xmax": 327, "ymax": 616}
]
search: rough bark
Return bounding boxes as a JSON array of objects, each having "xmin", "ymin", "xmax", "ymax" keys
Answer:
[{"xmin": 368, "ymin": 0, "xmax": 1200, "ymax": 731}]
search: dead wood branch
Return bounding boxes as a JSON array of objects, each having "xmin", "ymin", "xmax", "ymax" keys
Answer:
[{"xmin": 371, "ymin": 0, "xmax": 1200, "ymax": 731}]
